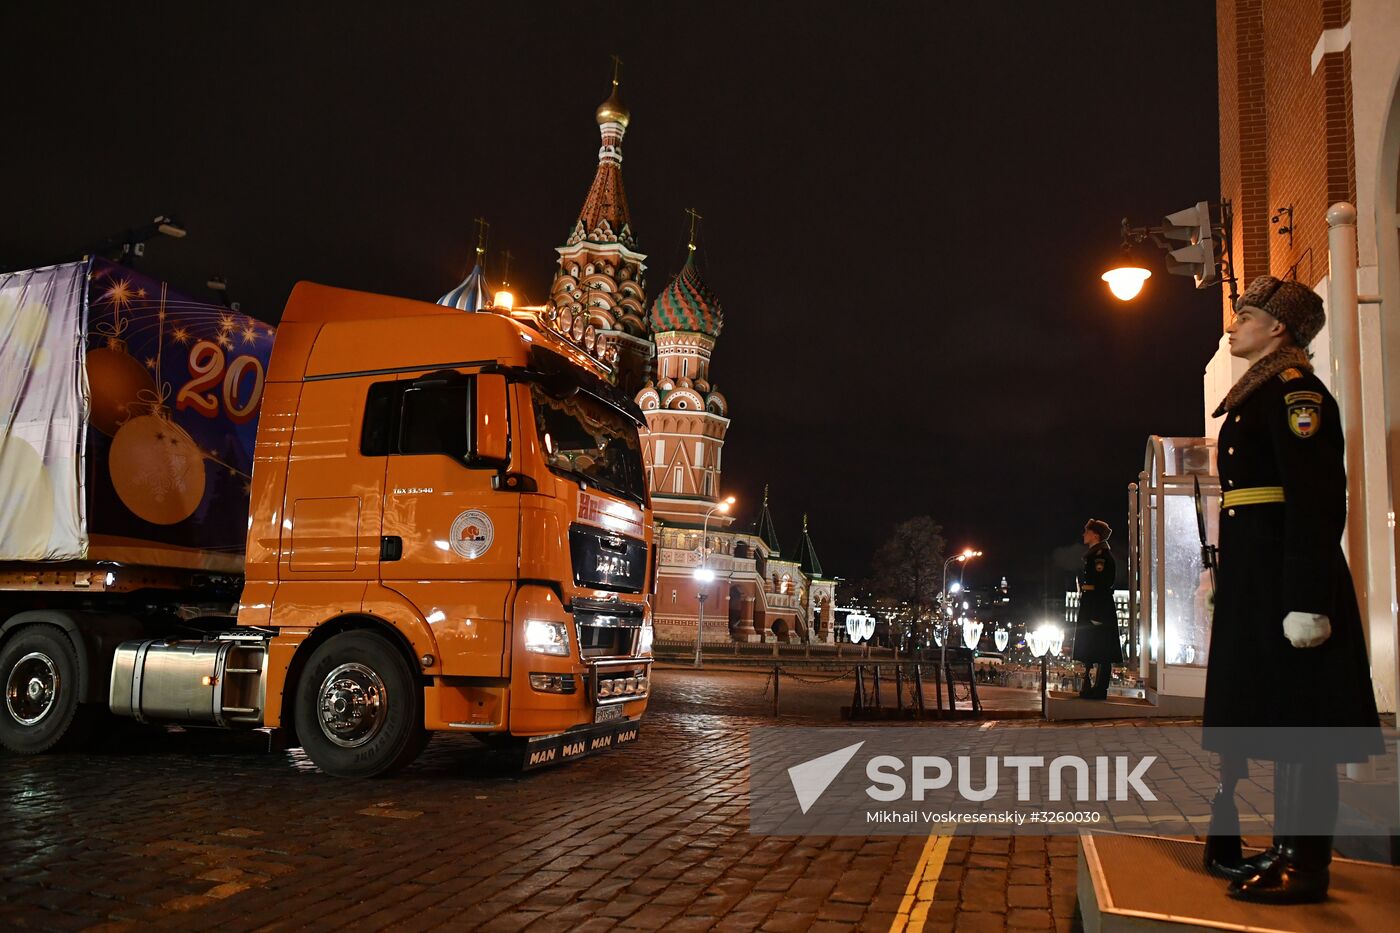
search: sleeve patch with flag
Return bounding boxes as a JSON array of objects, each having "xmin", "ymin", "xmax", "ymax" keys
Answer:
[{"xmin": 1288, "ymin": 401, "xmax": 1321, "ymax": 438}]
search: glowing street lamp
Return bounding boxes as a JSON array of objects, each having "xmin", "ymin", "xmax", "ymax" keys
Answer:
[
  {"xmin": 961, "ymin": 618, "xmax": 984, "ymax": 651},
  {"xmin": 939, "ymin": 548, "xmax": 982, "ymax": 671},
  {"xmin": 692, "ymin": 496, "xmax": 736, "ymax": 668},
  {"xmin": 1101, "ymin": 265, "xmax": 1152, "ymax": 301}
]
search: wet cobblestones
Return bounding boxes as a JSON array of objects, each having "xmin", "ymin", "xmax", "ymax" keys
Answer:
[{"xmin": 2, "ymin": 668, "xmax": 1072, "ymax": 931}]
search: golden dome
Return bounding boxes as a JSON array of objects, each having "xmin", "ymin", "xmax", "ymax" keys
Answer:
[{"xmin": 595, "ymin": 81, "xmax": 630, "ymax": 128}]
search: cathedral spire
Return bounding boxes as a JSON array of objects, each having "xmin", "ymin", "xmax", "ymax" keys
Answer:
[
  {"xmin": 753, "ymin": 485, "xmax": 783, "ymax": 556},
  {"xmin": 794, "ymin": 514, "xmax": 826, "ymax": 578},
  {"xmin": 576, "ymin": 59, "xmax": 632, "ymax": 243},
  {"xmin": 438, "ymin": 217, "xmax": 493, "ymax": 311}
]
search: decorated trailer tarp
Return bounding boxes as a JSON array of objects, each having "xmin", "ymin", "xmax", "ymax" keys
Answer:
[{"xmin": 0, "ymin": 259, "xmax": 273, "ymax": 569}]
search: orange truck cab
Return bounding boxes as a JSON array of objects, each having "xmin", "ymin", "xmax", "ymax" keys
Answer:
[{"xmin": 0, "ymin": 272, "xmax": 654, "ymax": 777}]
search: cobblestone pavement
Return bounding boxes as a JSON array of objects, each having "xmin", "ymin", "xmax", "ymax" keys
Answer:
[{"xmin": 2, "ymin": 668, "xmax": 1087, "ymax": 932}]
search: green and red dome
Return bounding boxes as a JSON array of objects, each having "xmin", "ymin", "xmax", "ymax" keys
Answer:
[{"xmin": 649, "ymin": 254, "xmax": 723, "ymax": 337}]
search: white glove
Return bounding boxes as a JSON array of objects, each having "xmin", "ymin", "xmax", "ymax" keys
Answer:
[{"xmin": 1283, "ymin": 611, "xmax": 1331, "ymax": 648}]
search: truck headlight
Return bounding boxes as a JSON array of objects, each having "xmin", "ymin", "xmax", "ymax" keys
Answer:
[
  {"xmin": 524, "ymin": 620, "xmax": 570, "ymax": 656},
  {"xmin": 637, "ymin": 622, "xmax": 654, "ymax": 656}
]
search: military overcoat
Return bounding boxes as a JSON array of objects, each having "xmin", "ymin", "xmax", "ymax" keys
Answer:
[
  {"xmin": 1072, "ymin": 541, "xmax": 1122, "ymax": 664},
  {"xmin": 1203, "ymin": 365, "xmax": 1381, "ymax": 761}
]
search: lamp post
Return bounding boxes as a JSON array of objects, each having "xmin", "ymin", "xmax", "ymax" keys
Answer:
[
  {"xmin": 692, "ymin": 496, "xmax": 736, "ymax": 669},
  {"xmin": 1100, "ymin": 200, "xmax": 1237, "ymax": 303},
  {"xmin": 1027, "ymin": 622, "xmax": 1062, "ymax": 718},
  {"xmin": 938, "ymin": 549, "xmax": 981, "ymax": 672}
]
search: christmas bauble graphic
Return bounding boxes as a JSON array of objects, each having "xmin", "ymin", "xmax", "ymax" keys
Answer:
[
  {"xmin": 85, "ymin": 345, "xmax": 157, "ymax": 436},
  {"xmin": 0, "ymin": 436, "xmax": 54, "ymax": 557},
  {"xmin": 109, "ymin": 414, "xmax": 206, "ymax": 525},
  {"xmin": 0, "ymin": 295, "xmax": 52, "ymax": 405}
]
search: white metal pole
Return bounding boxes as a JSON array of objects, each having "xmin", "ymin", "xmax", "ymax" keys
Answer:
[
  {"xmin": 694, "ymin": 592, "xmax": 706, "ymax": 669},
  {"xmin": 1326, "ymin": 203, "xmax": 1372, "ymax": 636},
  {"xmin": 938, "ymin": 556, "xmax": 954, "ymax": 673}
]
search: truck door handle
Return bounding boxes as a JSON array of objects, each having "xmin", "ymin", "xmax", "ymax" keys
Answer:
[{"xmin": 380, "ymin": 536, "xmax": 403, "ymax": 561}]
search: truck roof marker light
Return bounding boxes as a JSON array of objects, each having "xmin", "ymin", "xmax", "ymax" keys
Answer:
[{"xmin": 493, "ymin": 289, "xmax": 515, "ymax": 310}]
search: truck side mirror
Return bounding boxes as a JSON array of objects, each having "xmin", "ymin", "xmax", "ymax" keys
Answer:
[{"xmin": 472, "ymin": 373, "xmax": 509, "ymax": 464}]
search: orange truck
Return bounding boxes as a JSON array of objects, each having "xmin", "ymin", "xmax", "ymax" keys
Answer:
[{"xmin": 0, "ymin": 259, "xmax": 653, "ymax": 776}]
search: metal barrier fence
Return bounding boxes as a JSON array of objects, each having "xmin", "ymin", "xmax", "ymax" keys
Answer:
[{"xmin": 727, "ymin": 659, "xmax": 1021, "ymax": 721}]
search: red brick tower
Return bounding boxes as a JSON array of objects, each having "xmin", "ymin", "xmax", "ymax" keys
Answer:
[
  {"xmin": 635, "ymin": 213, "xmax": 731, "ymax": 526},
  {"xmin": 547, "ymin": 62, "xmax": 652, "ymax": 394}
]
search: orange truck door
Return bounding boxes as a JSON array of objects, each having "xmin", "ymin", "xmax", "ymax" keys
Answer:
[
  {"xmin": 375, "ymin": 371, "xmax": 516, "ymax": 677},
  {"xmin": 280, "ymin": 376, "xmax": 386, "ymax": 581}
]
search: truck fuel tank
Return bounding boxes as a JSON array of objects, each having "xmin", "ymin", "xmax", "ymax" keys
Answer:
[{"xmin": 110, "ymin": 635, "xmax": 267, "ymax": 727}]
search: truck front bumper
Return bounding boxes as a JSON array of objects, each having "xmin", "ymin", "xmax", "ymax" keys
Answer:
[{"xmin": 522, "ymin": 717, "xmax": 642, "ymax": 769}]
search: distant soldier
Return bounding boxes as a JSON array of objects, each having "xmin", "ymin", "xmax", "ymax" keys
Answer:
[
  {"xmin": 1072, "ymin": 518, "xmax": 1120, "ymax": 698},
  {"xmin": 1202, "ymin": 275, "xmax": 1381, "ymax": 904}
]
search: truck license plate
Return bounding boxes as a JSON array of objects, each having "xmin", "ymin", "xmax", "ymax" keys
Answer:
[{"xmin": 594, "ymin": 704, "xmax": 623, "ymax": 723}]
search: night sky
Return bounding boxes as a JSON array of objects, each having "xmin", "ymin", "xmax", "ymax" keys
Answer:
[{"xmin": 2, "ymin": 2, "xmax": 1224, "ymax": 613}]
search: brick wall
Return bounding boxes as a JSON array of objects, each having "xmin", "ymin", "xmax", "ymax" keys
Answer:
[
  {"xmin": 1215, "ymin": 0, "xmax": 1356, "ymax": 324},
  {"xmin": 1218, "ymin": 0, "xmax": 1271, "ymax": 328}
]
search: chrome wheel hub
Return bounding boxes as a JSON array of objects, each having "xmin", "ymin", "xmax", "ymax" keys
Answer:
[
  {"xmin": 317, "ymin": 662, "xmax": 387, "ymax": 748},
  {"xmin": 6, "ymin": 652, "xmax": 58, "ymax": 726}
]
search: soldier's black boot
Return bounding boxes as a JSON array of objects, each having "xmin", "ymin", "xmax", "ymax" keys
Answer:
[
  {"xmin": 1204, "ymin": 757, "xmax": 1276, "ymax": 880},
  {"xmin": 1229, "ymin": 762, "xmax": 1335, "ymax": 904},
  {"xmin": 1204, "ymin": 783, "xmax": 1245, "ymax": 877},
  {"xmin": 1077, "ymin": 666, "xmax": 1094, "ymax": 698}
]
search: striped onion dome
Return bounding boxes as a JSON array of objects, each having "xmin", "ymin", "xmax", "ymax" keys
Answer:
[
  {"xmin": 438, "ymin": 262, "xmax": 492, "ymax": 311},
  {"xmin": 649, "ymin": 254, "xmax": 722, "ymax": 337}
]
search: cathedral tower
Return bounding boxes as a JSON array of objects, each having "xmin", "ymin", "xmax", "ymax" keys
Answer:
[
  {"xmin": 548, "ymin": 62, "xmax": 652, "ymax": 393},
  {"xmin": 635, "ymin": 213, "xmax": 731, "ymax": 525}
]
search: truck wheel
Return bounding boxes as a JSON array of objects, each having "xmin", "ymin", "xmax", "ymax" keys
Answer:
[
  {"xmin": 0, "ymin": 626, "xmax": 84, "ymax": 754},
  {"xmin": 293, "ymin": 631, "xmax": 425, "ymax": 778}
]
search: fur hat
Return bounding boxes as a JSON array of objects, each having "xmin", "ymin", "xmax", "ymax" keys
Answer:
[
  {"xmin": 1236, "ymin": 275, "xmax": 1325, "ymax": 348},
  {"xmin": 1084, "ymin": 519, "xmax": 1112, "ymax": 540}
]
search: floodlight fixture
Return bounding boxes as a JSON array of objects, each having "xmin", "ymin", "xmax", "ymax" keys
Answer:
[{"xmin": 86, "ymin": 214, "xmax": 189, "ymax": 265}]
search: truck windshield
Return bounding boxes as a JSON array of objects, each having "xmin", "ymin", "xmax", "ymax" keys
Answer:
[{"xmin": 530, "ymin": 384, "xmax": 647, "ymax": 506}]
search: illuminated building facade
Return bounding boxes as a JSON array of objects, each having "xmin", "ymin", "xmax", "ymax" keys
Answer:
[{"xmin": 546, "ymin": 74, "xmax": 838, "ymax": 644}]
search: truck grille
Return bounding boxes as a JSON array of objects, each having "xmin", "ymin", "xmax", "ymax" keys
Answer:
[
  {"xmin": 569, "ymin": 525, "xmax": 647, "ymax": 593},
  {"xmin": 577, "ymin": 624, "xmax": 635, "ymax": 658}
]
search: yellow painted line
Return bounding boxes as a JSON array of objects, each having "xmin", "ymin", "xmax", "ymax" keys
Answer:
[{"xmin": 891, "ymin": 833, "xmax": 952, "ymax": 932}]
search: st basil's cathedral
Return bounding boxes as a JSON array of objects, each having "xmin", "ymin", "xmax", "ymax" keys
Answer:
[{"xmin": 440, "ymin": 70, "xmax": 838, "ymax": 645}]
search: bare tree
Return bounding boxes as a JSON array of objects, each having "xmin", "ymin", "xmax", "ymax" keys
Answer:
[{"xmin": 870, "ymin": 516, "xmax": 946, "ymax": 647}]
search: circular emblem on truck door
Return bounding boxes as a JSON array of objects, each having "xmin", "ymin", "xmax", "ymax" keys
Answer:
[{"xmin": 449, "ymin": 509, "xmax": 494, "ymax": 559}]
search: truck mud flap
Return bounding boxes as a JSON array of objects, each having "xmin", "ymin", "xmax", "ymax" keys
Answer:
[{"xmin": 522, "ymin": 719, "xmax": 641, "ymax": 770}]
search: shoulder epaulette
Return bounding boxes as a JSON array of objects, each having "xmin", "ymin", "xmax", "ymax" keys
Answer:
[{"xmin": 1278, "ymin": 368, "xmax": 1304, "ymax": 382}]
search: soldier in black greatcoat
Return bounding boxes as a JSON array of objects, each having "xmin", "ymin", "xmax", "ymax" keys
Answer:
[
  {"xmin": 1201, "ymin": 275, "xmax": 1382, "ymax": 904},
  {"xmin": 1072, "ymin": 519, "xmax": 1121, "ymax": 699}
]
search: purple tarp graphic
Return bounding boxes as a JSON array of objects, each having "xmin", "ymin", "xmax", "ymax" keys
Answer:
[{"xmin": 83, "ymin": 259, "xmax": 275, "ymax": 566}]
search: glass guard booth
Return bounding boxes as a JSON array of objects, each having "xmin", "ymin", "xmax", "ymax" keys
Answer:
[{"xmin": 1128, "ymin": 436, "xmax": 1218, "ymax": 708}]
